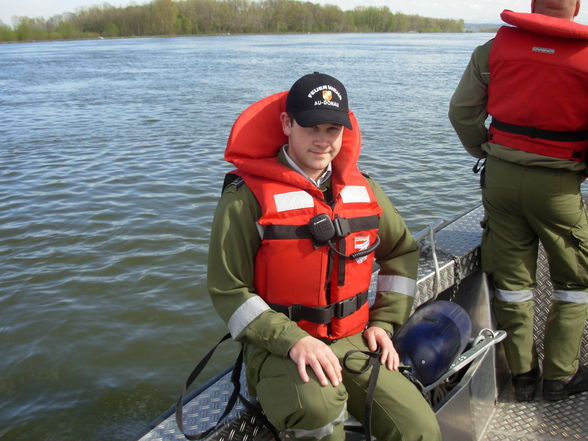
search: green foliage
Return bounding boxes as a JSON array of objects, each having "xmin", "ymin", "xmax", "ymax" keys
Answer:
[
  {"xmin": 0, "ymin": 24, "xmax": 16, "ymax": 42},
  {"xmin": 1, "ymin": 15, "xmax": 96, "ymax": 41},
  {"xmin": 150, "ymin": 0, "xmax": 178, "ymax": 35},
  {"xmin": 0, "ymin": 0, "xmax": 465, "ymax": 42},
  {"xmin": 55, "ymin": 21, "xmax": 80, "ymax": 39},
  {"xmin": 103, "ymin": 22, "xmax": 121, "ymax": 37},
  {"xmin": 176, "ymin": 13, "xmax": 193, "ymax": 34},
  {"xmin": 351, "ymin": 6, "xmax": 395, "ymax": 32}
]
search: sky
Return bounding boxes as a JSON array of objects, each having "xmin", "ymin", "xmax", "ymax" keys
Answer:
[{"xmin": 1, "ymin": 0, "xmax": 588, "ymax": 27}]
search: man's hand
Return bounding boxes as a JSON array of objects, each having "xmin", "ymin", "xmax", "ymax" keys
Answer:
[
  {"xmin": 363, "ymin": 326, "xmax": 399, "ymax": 371},
  {"xmin": 288, "ymin": 336, "xmax": 343, "ymax": 387}
]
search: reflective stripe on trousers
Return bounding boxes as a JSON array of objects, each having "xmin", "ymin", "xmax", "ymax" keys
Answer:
[
  {"xmin": 287, "ymin": 406, "xmax": 347, "ymax": 440},
  {"xmin": 496, "ymin": 288, "xmax": 588, "ymax": 304}
]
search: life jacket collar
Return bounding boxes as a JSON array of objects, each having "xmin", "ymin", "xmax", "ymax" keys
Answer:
[
  {"xmin": 501, "ymin": 9, "xmax": 588, "ymax": 39},
  {"xmin": 224, "ymin": 91, "xmax": 362, "ymax": 197}
]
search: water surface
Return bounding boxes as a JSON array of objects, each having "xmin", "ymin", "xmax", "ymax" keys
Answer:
[{"xmin": 1, "ymin": 32, "xmax": 564, "ymax": 441}]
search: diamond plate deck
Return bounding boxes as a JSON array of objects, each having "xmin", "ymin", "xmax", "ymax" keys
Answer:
[
  {"xmin": 483, "ymin": 388, "xmax": 588, "ymax": 441},
  {"xmin": 136, "ymin": 201, "xmax": 588, "ymax": 441}
]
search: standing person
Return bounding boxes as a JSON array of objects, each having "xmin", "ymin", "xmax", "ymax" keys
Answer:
[
  {"xmin": 449, "ymin": 0, "xmax": 588, "ymax": 402},
  {"xmin": 208, "ymin": 72, "xmax": 441, "ymax": 441}
]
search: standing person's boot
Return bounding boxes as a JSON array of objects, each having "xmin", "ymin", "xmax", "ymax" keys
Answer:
[
  {"xmin": 512, "ymin": 367, "xmax": 541, "ymax": 402},
  {"xmin": 543, "ymin": 366, "xmax": 588, "ymax": 401}
]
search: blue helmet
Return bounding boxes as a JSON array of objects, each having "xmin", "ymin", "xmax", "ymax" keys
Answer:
[{"xmin": 392, "ymin": 300, "xmax": 472, "ymax": 386}]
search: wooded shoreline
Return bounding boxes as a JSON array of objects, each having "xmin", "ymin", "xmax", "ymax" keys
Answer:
[{"xmin": 0, "ymin": 0, "xmax": 465, "ymax": 43}]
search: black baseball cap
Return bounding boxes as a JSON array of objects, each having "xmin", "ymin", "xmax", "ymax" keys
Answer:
[{"xmin": 286, "ymin": 72, "xmax": 352, "ymax": 130}]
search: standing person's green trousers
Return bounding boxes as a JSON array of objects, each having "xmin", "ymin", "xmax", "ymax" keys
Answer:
[
  {"xmin": 481, "ymin": 156, "xmax": 588, "ymax": 381},
  {"xmin": 244, "ymin": 333, "xmax": 441, "ymax": 441}
]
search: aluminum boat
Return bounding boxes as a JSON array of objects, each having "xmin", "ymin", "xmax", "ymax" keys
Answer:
[{"xmin": 135, "ymin": 201, "xmax": 588, "ymax": 441}]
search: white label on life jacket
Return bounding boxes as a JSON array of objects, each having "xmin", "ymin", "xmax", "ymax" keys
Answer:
[
  {"xmin": 341, "ymin": 186, "xmax": 370, "ymax": 203},
  {"xmin": 274, "ymin": 191, "xmax": 314, "ymax": 212},
  {"xmin": 532, "ymin": 46, "xmax": 555, "ymax": 54}
]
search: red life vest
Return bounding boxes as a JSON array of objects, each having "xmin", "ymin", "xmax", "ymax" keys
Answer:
[
  {"xmin": 487, "ymin": 10, "xmax": 588, "ymax": 162},
  {"xmin": 224, "ymin": 92, "xmax": 382, "ymax": 340}
]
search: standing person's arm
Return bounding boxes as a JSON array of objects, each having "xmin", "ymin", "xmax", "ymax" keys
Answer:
[{"xmin": 448, "ymin": 40, "xmax": 493, "ymax": 158}]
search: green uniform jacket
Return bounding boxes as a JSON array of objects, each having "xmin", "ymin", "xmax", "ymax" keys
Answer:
[
  {"xmin": 207, "ymin": 150, "xmax": 419, "ymax": 359},
  {"xmin": 448, "ymin": 39, "xmax": 587, "ymax": 175}
]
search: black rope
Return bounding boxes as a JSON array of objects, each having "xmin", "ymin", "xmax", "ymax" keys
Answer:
[
  {"xmin": 175, "ymin": 333, "xmax": 280, "ymax": 440},
  {"xmin": 342, "ymin": 348, "xmax": 382, "ymax": 441},
  {"xmin": 230, "ymin": 350, "xmax": 281, "ymax": 440},
  {"xmin": 175, "ymin": 333, "xmax": 233, "ymax": 440}
]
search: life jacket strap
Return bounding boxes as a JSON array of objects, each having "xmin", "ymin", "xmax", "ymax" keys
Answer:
[
  {"xmin": 491, "ymin": 117, "xmax": 588, "ymax": 144},
  {"xmin": 268, "ymin": 290, "xmax": 368, "ymax": 324},
  {"xmin": 262, "ymin": 215, "xmax": 379, "ymax": 240}
]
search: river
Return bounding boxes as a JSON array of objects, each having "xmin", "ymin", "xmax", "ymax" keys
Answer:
[{"xmin": 1, "ymin": 32, "xmax": 583, "ymax": 441}]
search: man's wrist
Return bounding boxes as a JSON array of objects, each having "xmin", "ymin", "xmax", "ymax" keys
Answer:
[{"xmin": 366, "ymin": 322, "xmax": 393, "ymax": 338}]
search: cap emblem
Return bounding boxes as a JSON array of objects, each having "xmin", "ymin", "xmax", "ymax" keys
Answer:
[{"xmin": 322, "ymin": 90, "xmax": 332, "ymax": 101}]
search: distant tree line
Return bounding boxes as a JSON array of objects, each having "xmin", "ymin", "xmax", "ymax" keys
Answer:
[{"xmin": 0, "ymin": 0, "xmax": 464, "ymax": 43}]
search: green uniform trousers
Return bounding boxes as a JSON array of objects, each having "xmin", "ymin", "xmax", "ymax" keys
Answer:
[
  {"xmin": 244, "ymin": 332, "xmax": 441, "ymax": 441},
  {"xmin": 481, "ymin": 156, "xmax": 588, "ymax": 380}
]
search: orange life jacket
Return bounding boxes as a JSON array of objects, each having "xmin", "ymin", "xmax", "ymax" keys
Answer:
[
  {"xmin": 224, "ymin": 92, "xmax": 382, "ymax": 340},
  {"xmin": 487, "ymin": 10, "xmax": 588, "ymax": 162}
]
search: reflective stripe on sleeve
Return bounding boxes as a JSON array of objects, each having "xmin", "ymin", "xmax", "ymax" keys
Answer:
[
  {"xmin": 287, "ymin": 405, "xmax": 347, "ymax": 440},
  {"xmin": 495, "ymin": 289, "xmax": 534, "ymax": 303},
  {"xmin": 376, "ymin": 274, "xmax": 417, "ymax": 297},
  {"xmin": 228, "ymin": 296, "xmax": 271, "ymax": 338},
  {"xmin": 553, "ymin": 290, "xmax": 588, "ymax": 304}
]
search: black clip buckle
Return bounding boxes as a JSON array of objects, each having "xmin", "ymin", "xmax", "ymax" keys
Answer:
[
  {"xmin": 334, "ymin": 217, "xmax": 351, "ymax": 237},
  {"xmin": 334, "ymin": 296, "xmax": 357, "ymax": 318},
  {"xmin": 286, "ymin": 304, "xmax": 302, "ymax": 321}
]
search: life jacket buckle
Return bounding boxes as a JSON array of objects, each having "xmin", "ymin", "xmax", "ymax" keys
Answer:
[
  {"xmin": 334, "ymin": 291, "xmax": 368, "ymax": 318},
  {"xmin": 334, "ymin": 217, "xmax": 351, "ymax": 237},
  {"xmin": 285, "ymin": 304, "xmax": 302, "ymax": 320},
  {"xmin": 334, "ymin": 296, "xmax": 357, "ymax": 318}
]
